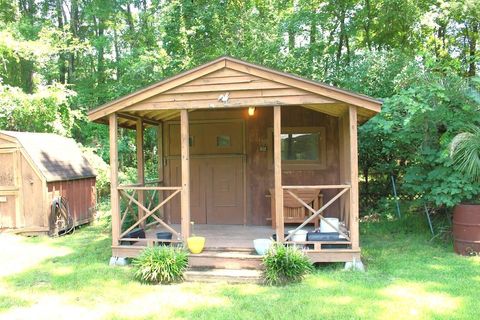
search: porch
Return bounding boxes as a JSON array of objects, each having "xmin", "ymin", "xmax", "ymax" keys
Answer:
[
  {"xmin": 113, "ymin": 224, "xmax": 360, "ymax": 263},
  {"xmin": 87, "ymin": 56, "xmax": 382, "ymax": 265}
]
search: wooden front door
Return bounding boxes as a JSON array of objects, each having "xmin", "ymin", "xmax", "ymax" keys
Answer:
[{"xmin": 166, "ymin": 120, "xmax": 245, "ymax": 225}]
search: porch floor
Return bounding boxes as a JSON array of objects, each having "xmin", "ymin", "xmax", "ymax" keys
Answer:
[{"xmin": 147, "ymin": 224, "xmax": 315, "ymax": 248}]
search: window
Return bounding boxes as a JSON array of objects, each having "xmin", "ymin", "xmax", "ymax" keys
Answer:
[
  {"xmin": 281, "ymin": 133, "xmax": 320, "ymax": 161},
  {"xmin": 216, "ymin": 135, "xmax": 231, "ymax": 147},
  {"xmin": 268, "ymin": 127, "xmax": 326, "ymax": 170}
]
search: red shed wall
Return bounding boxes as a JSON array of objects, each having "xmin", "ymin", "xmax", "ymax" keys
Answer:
[{"xmin": 47, "ymin": 178, "xmax": 96, "ymax": 226}]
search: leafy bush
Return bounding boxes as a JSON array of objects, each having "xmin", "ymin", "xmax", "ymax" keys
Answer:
[
  {"xmin": 132, "ymin": 246, "xmax": 188, "ymax": 284},
  {"xmin": 80, "ymin": 146, "xmax": 110, "ymax": 200},
  {"xmin": 262, "ymin": 244, "xmax": 313, "ymax": 286}
]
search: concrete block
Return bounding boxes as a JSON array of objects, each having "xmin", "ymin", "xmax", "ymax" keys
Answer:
[
  {"xmin": 344, "ymin": 258, "xmax": 365, "ymax": 272},
  {"xmin": 109, "ymin": 257, "xmax": 128, "ymax": 266}
]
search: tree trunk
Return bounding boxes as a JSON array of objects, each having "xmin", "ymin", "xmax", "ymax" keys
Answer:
[
  {"xmin": 96, "ymin": 17, "xmax": 106, "ymax": 85},
  {"xmin": 309, "ymin": 14, "xmax": 317, "ymax": 64},
  {"xmin": 17, "ymin": 0, "xmax": 36, "ymax": 93},
  {"xmin": 68, "ymin": 0, "xmax": 79, "ymax": 83},
  {"xmin": 56, "ymin": 0, "xmax": 66, "ymax": 84},
  {"xmin": 336, "ymin": 6, "xmax": 347, "ymax": 67},
  {"xmin": 288, "ymin": 26, "xmax": 295, "ymax": 53},
  {"xmin": 113, "ymin": 28, "xmax": 121, "ymax": 79},
  {"xmin": 467, "ymin": 22, "xmax": 478, "ymax": 77},
  {"xmin": 364, "ymin": 0, "xmax": 372, "ymax": 51}
]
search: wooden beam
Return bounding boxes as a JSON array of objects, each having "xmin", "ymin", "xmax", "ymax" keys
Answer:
[
  {"xmin": 273, "ymin": 106, "xmax": 284, "ymax": 242},
  {"xmin": 348, "ymin": 106, "xmax": 360, "ymax": 250},
  {"xmin": 109, "ymin": 113, "xmax": 120, "ymax": 247},
  {"xmin": 125, "ymin": 95, "xmax": 334, "ymax": 111},
  {"xmin": 136, "ymin": 119, "xmax": 145, "ymax": 227},
  {"xmin": 180, "ymin": 109, "xmax": 190, "ymax": 241},
  {"xmin": 118, "ymin": 112, "xmax": 159, "ymax": 126}
]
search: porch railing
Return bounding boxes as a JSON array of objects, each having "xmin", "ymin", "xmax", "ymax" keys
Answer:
[
  {"xmin": 282, "ymin": 185, "xmax": 351, "ymax": 243},
  {"xmin": 117, "ymin": 182, "xmax": 182, "ymax": 245}
]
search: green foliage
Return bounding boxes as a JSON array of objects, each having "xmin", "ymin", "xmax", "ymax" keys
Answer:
[
  {"xmin": 451, "ymin": 126, "xmax": 480, "ymax": 182},
  {"xmin": 0, "ymin": 83, "xmax": 77, "ymax": 135},
  {"xmin": 80, "ymin": 146, "xmax": 110, "ymax": 200},
  {"xmin": 132, "ymin": 246, "xmax": 189, "ymax": 285},
  {"xmin": 359, "ymin": 70, "xmax": 480, "ymax": 210},
  {"xmin": 262, "ymin": 243, "xmax": 313, "ymax": 286}
]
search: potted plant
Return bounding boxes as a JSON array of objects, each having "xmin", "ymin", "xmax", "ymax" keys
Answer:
[
  {"xmin": 450, "ymin": 126, "xmax": 480, "ymax": 255},
  {"xmin": 186, "ymin": 221, "xmax": 205, "ymax": 254}
]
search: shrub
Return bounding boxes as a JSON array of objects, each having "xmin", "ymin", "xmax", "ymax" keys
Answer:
[
  {"xmin": 262, "ymin": 243, "xmax": 313, "ymax": 286},
  {"xmin": 132, "ymin": 246, "xmax": 189, "ymax": 284}
]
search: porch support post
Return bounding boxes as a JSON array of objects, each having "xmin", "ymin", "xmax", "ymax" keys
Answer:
[
  {"xmin": 157, "ymin": 122, "xmax": 164, "ymax": 183},
  {"xmin": 348, "ymin": 106, "xmax": 359, "ymax": 250},
  {"xmin": 109, "ymin": 113, "xmax": 120, "ymax": 246},
  {"xmin": 273, "ymin": 106, "xmax": 284, "ymax": 242},
  {"xmin": 136, "ymin": 119, "xmax": 145, "ymax": 227},
  {"xmin": 157, "ymin": 122, "xmax": 166, "ymax": 222},
  {"xmin": 180, "ymin": 110, "xmax": 190, "ymax": 241}
]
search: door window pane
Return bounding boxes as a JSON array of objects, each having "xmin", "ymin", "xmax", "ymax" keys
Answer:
[{"xmin": 216, "ymin": 135, "xmax": 231, "ymax": 147}]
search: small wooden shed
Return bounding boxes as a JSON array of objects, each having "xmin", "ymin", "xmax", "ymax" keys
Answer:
[{"xmin": 0, "ymin": 131, "xmax": 96, "ymax": 234}]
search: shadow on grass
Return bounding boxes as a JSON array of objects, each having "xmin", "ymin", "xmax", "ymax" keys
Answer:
[{"xmin": 2, "ymin": 220, "xmax": 141, "ymax": 308}]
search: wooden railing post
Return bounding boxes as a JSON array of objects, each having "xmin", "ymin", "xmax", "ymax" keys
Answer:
[
  {"xmin": 180, "ymin": 110, "xmax": 191, "ymax": 241},
  {"xmin": 109, "ymin": 113, "xmax": 120, "ymax": 246},
  {"xmin": 136, "ymin": 119, "xmax": 145, "ymax": 227},
  {"xmin": 273, "ymin": 106, "xmax": 284, "ymax": 242},
  {"xmin": 348, "ymin": 106, "xmax": 359, "ymax": 250}
]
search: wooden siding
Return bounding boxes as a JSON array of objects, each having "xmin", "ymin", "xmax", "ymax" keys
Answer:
[
  {"xmin": 246, "ymin": 106, "xmax": 340, "ymax": 225},
  {"xmin": 164, "ymin": 106, "xmax": 340, "ymax": 226},
  {"xmin": 88, "ymin": 56, "xmax": 382, "ymax": 124},
  {"xmin": 21, "ymin": 153, "xmax": 45, "ymax": 228},
  {"xmin": 47, "ymin": 178, "xmax": 96, "ymax": 226}
]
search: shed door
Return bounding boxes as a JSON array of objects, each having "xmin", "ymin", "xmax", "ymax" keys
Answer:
[
  {"xmin": 0, "ymin": 149, "xmax": 20, "ymax": 228},
  {"xmin": 167, "ymin": 121, "xmax": 245, "ymax": 225}
]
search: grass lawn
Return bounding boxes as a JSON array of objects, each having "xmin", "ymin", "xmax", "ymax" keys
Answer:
[{"xmin": 0, "ymin": 216, "xmax": 479, "ymax": 320}]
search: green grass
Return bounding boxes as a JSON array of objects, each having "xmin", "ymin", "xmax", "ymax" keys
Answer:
[{"xmin": 0, "ymin": 215, "xmax": 479, "ymax": 319}]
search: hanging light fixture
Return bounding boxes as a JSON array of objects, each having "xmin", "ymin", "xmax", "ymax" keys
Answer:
[{"xmin": 248, "ymin": 107, "xmax": 256, "ymax": 116}]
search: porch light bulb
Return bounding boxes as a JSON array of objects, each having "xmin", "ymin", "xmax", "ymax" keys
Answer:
[{"xmin": 248, "ymin": 107, "xmax": 255, "ymax": 116}]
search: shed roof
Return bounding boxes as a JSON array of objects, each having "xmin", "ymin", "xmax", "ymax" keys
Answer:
[
  {"xmin": 0, "ymin": 131, "xmax": 96, "ymax": 182},
  {"xmin": 88, "ymin": 56, "xmax": 382, "ymax": 126}
]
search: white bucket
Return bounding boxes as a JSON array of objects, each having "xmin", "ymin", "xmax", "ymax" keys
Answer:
[
  {"xmin": 288, "ymin": 229, "xmax": 308, "ymax": 242},
  {"xmin": 320, "ymin": 218, "xmax": 340, "ymax": 233}
]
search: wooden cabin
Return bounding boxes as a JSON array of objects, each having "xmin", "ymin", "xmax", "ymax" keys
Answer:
[
  {"xmin": 0, "ymin": 131, "xmax": 96, "ymax": 235},
  {"xmin": 88, "ymin": 56, "xmax": 382, "ymax": 263}
]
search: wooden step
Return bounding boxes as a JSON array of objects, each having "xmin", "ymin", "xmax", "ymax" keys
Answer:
[
  {"xmin": 188, "ymin": 250, "xmax": 264, "ymax": 270},
  {"xmin": 185, "ymin": 268, "xmax": 263, "ymax": 284}
]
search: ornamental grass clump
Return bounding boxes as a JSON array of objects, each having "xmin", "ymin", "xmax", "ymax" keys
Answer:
[
  {"xmin": 132, "ymin": 246, "xmax": 188, "ymax": 284},
  {"xmin": 262, "ymin": 243, "xmax": 313, "ymax": 286}
]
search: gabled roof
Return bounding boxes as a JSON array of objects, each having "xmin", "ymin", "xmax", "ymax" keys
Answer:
[
  {"xmin": 0, "ymin": 131, "xmax": 96, "ymax": 182},
  {"xmin": 88, "ymin": 56, "xmax": 382, "ymax": 123}
]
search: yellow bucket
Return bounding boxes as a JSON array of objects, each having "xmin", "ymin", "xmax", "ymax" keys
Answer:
[{"xmin": 187, "ymin": 236, "xmax": 205, "ymax": 254}]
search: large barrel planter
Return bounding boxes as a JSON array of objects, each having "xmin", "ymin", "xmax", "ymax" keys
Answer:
[{"xmin": 453, "ymin": 204, "xmax": 480, "ymax": 255}]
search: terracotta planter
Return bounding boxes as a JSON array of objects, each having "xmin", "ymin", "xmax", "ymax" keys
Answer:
[
  {"xmin": 453, "ymin": 204, "xmax": 480, "ymax": 255},
  {"xmin": 187, "ymin": 236, "xmax": 205, "ymax": 254}
]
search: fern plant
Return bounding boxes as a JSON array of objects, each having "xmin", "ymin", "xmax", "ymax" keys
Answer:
[
  {"xmin": 451, "ymin": 126, "xmax": 480, "ymax": 182},
  {"xmin": 132, "ymin": 246, "xmax": 188, "ymax": 284},
  {"xmin": 262, "ymin": 243, "xmax": 313, "ymax": 286}
]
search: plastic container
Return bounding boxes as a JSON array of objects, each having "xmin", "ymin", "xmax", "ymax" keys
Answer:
[
  {"xmin": 320, "ymin": 218, "xmax": 339, "ymax": 233},
  {"xmin": 287, "ymin": 229, "xmax": 308, "ymax": 242},
  {"xmin": 156, "ymin": 232, "xmax": 173, "ymax": 246},
  {"xmin": 187, "ymin": 236, "xmax": 205, "ymax": 254},
  {"xmin": 253, "ymin": 238, "xmax": 273, "ymax": 255}
]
